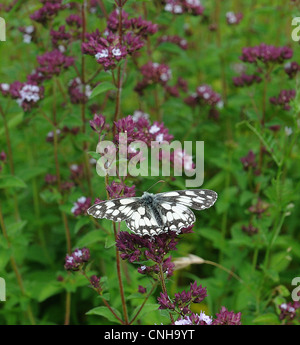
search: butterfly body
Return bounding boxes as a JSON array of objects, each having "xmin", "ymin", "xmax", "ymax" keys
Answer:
[{"xmin": 87, "ymin": 189, "xmax": 217, "ymax": 237}]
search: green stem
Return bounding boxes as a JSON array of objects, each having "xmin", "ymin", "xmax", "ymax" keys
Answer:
[{"xmin": 158, "ymin": 263, "xmax": 174, "ymax": 324}]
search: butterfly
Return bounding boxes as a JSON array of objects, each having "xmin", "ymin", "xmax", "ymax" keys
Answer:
[{"xmin": 87, "ymin": 189, "xmax": 218, "ymax": 237}]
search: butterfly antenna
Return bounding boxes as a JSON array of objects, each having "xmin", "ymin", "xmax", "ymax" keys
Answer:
[{"xmin": 146, "ymin": 180, "xmax": 165, "ymax": 192}]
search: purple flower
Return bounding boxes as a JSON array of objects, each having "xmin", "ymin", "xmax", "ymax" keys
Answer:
[
  {"xmin": 90, "ymin": 113, "xmax": 106, "ymax": 133},
  {"xmin": 0, "ymin": 151, "xmax": 7, "ymax": 162},
  {"xmin": 240, "ymin": 44, "xmax": 293, "ymax": 65},
  {"xmin": 138, "ymin": 285, "xmax": 147, "ymax": 294},
  {"xmin": 15, "ymin": 82, "xmax": 44, "ymax": 112},
  {"xmin": 269, "ymin": 89, "xmax": 296, "ymax": 111},
  {"xmin": 248, "ymin": 198, "xmax": 269, "ymax": 217},
  {"xmin": 174, "ymin": 312, "xmax": 213, "ymax": 325},
  {"xmin": 64, "ymin": 247, "xmax": 90, "ymax": 271},
  {"xmin": 36, "ymin": 50, "xmax": 74, "ymax": 79},
  {"xmin": 212, "ymin": 306, "xmax": 242, "ymax": 325},
  {"xmin": 106, "ymin": 181, "xmax": 136, "ymax": 199},
  {"xmin": 164, "ymin": 0, "xmax": 204, "ymax": 16},
  {"xmin": 158, "ymin": 35, "xmax": 188, "ymax": 50},
  {"xmin": 279, "ymin": 302, "xmax": 300, "ymax": 321},
  {"xmin": 240, "ymin": 150, "xmax": 257, "ymax": 171},
  {"xmin": 30, "ymin": 1, "xmax": 63, "ymax": 24},
  {"xmin": 70, "ymin": 164, "xmax": 84, "ymax": 180},
  {"xmin": 68, "ymin": 77, "xmax": 92, "ymax": 104},
  {"xmin": 90, "ymin": 275, "xmax": 102, "ymax": 289},
  {"xmin": 242, "ymin": 223, "xmax": 259, "ymax": 236},
  {"xmin": 44, "ymin": 173, "xmax": 57, "ymax": 185},
  {"xmin": 158, "ymin": 292, "xmax": 176, "ymax": 310},
  {"xmin": 66, "ymin": 14, "xmax": 82, "ymax": 28},
  {"xmin": 233, "ymin": 72, "xmax": 262, "ymax": 87},
  {"xmin": 226, "ymin": 12, "xmax": 243, "ymax": 25},
  {"xmin": 71, "ymin": 196, "xmax": 91, "ymax": 216},
  {"xmin": 50, "ymin": 26, "xmax": 72, "ymax": 49},
  {"xmin": 284, "ymin": 61, "xmax": 300, "ymax": 79}
]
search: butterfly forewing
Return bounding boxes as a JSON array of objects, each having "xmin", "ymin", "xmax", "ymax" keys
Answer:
[
  {"xmin": 156, "ymin": 189, "xmax": 218, "ymax": 211},
  {"xmin": 87, "ymin": 197, "xmax": 140, "ymax": 222}
]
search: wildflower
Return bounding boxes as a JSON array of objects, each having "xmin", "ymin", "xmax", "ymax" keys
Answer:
[
  {"xmin": 36, "ymin": 50, "xmax": 74, "ymax": 79},
  {"xmin": 232, "ymin": 72, "xmax": 262, "ymax": 87},
  {"xmin": 0, "ymin": 151, "xmax": 7, "ymax": 162},
  {"xmin": 68, "ymin": 77, "xmax": 92, "ymax": 104},
  {"xmin": 50, "ymin": 26, "xmax": 72, "ymax": 49},
  {"xmin": 16, "ymin": 83, "xmax": 44, "ymax": 112},
  {"xmin": 164, "ymin": 0, "xmax": 204, "ymax": 16},
  {"xmin": 64, "ymin": 247, "xmax": 90, "ymax": 271},
  {"xmin": 89, "ymin": 113, "xmax": 106, "ymax": 133},
  {"xmin": 212, "ymin": 306, "xmax": 242, "ymax": 325},
  {"xmin": 0, "ymin": 83, "xmax": 10, "ymax": 96},
  {"xmin": 19, "ymin": 25, "xmax": 35, "ymax": 44},
  {"xmin": 240, "ymin": 150, "xmax": 257, "ymax": 171},
  {"xmin": 90, "ymin": 275, "xmax": 102, "ymax": 290},
  {"xmin": 46, "ymin": 129, "xmax": 61, "ymax": 143},
  {"xmin": 66, "ymin": 14, "xmax": 82, "ymax": 28},
  {"xmin": 226, "ymin": 12, "xmax": 243, "ymax": 25},
  {"xmin": 71, "ymin": 196, "xmax": 91, "ymax": 216},
  {"xmin": 240, "ymin": 43, "xmax": 293, "ymax": 65},
  {"xmin": 158, "ymin": 35, "xmax": 188, "ymax": 50},
  {"xmin": 44, "ymin": 174, "xmax": 57, "ymax": 185},
  {"xmin": 242, "ymin": 223, "xmax": 259, "ymax": 236},
  {"xmin": 30, "ymin": 1, "xmax": 63, "ymax": 25},
  {"xmin": 138, "ymin": 285, "xmax": 147, "ymax": 294},
  {"xmin": 248, "ymin": 198, "xmax": 269, "ymax": 217},
  {"xmin": 279, "ymin": 302, "xmax": 300, "ymax": 321},
  {"xmin": 174, "ymin": 312, "xmax": 213, "ymax": 325},
  {"xmin": 269, "ymin": 89, "xmax": 296, "ymax": 111},
  {"xmin": 70, "ymin": 164, "xmax": 84, "ymax": 180},
  {"xmin": 135, "ymin": 62, "xmax": 172, "ymax": 95},
  {"xmin": 106, "ymin": 181, "xmax": 136, "ymax": 199},
  {"xmin": 284, "ymin": 61, "xmax": 300, "ymax": 79}
]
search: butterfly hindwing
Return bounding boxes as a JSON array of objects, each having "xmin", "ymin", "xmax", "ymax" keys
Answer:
[
  {"xmin": 155, "ymin": 189, "xmax": 218, "ymax": 211},
  {"xmin": 87, "ymin": 197, "xmax": 140, "ymax": 222},
  {"xmin": 158, "ymin": 201, "xmax": 196, "ymax": 232}
]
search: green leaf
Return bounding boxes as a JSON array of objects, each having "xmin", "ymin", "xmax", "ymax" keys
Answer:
[
  {"xmin": 130, "ymin": 304, "xmax": 158, "ymax": 324},
  {"xmin": 0, "ymin": 175, "xmax": 27, "ymax": 189},
  {"xmin": 86, "ymin": 306, "xmax": 122, "ymax": 324},
  {"xmin": 252, "ymin": 313, "xmax": 280, "ymax": 325},
  {"xmin": 74, "ymin": 217, "xmax": 91, "ymax": 234},
  {"xmin": 90, "ymin": 82, "xmax": 116, "ymax": 99}
]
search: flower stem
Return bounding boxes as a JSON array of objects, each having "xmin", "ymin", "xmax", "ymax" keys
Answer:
[{"xmin": 158, "ymin": 263, "xmax": 174, "ymax": 324}]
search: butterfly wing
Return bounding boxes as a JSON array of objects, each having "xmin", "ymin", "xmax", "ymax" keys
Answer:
[
  {"xmin": 155, "ymin": 189, "xmax": 218, "ymax": 211},
  {"xmin": 87, "ymin": 197, "xmax": 140, "ymax": 222},
  {"xmin": 158, "ymin": 201, "xmax": 196, "ymax": 233}
]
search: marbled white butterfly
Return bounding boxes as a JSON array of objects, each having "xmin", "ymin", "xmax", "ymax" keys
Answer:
[{"xmin": 87, "ymin": 189, "xmax": 218, "ymax": 237}]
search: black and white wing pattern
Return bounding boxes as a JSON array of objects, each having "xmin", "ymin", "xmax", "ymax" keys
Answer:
[
  {"xmin": 87, "ymin": 197, "xmax": 140, "ymax": 222},
  {"xmin": 87, "ymin": 189, "xmax": 217, "ymax": 237},
  {"xmin": 155, "ymin": 189, "xmax": 218, "ymax": 211}
]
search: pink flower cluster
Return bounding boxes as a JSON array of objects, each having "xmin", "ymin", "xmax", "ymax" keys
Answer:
[
  {"xmin": 164, "ymin": 0, "xmax": 204, "ymax": 16},
  {"xmin": 158, "ymin": 35, "xmax": 188, "ymax": 50},
  {"xmin": 68, "ymin": 77, "xmax": 92, "ymax": 104},
  {"xmin": 233, "ymin": 72, "xmax": 262, "ymax": 87},
  {"xmin": 36, "ymin": 49, "xmax": 74, "ymax": 80},
  {"xmin": 64, "ymin": 247, "xmax": 90, "ymax": 271},
  {"xmin": 82, "ymin": 10, "xmax": 157, "ymax": 70},
  {"xmin": 0, "ymin": 81, "xmax": 44, "ymax": 112},
  {"xmin": 240, "ymin": 43, "xmax": 293, "ymax": 65},
  {"xmin": 269, "ymin": 89, "xmax": 296, "ymax": 111},
  {"xmin": 30, "ymin": 0, "xmax": 63, "ymax": 24},
  {"xmin": 284, "ymin": 61, "xmax": 300, "ymax": 79},
  {"xmin": 135, "ymin": 62, "xmax": 172, "ymax": 95},
  {"xmin": 71, "ymin": 196, "xmax": 91, "ymax": 216},
  {"xmin": 226, "ymin": 12, "xmax": 243, "ymax": 25}
]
